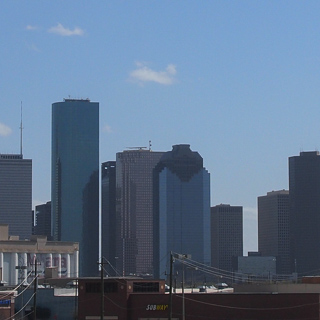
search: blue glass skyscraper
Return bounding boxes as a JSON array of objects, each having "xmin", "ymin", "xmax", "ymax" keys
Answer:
[
  {"xmin": 153, "ymin": 144, "xmax": 211, "ymax": 279},
  {"xmin": 51, "ymin": 99, "xmax": 99, "ymax": 276}
]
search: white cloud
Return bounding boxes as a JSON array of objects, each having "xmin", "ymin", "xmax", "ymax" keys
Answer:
[
  {"xmin": 103, "ymin": 124, "xmax": 113, "ymax": 133},
  {"xmin": 0, "ymin": 123, "xmax": 12, "ymax": 136},
  {"xmin": 26, "ymin": 25, "xmax": 37, "ymax": 30},
  {"xmin": 48, "ymin": 23, "xmax": 84, "ymax": 36},
  {"xmin": 129, "ymin": 62, "xmax": 177, "ymax": 85}
]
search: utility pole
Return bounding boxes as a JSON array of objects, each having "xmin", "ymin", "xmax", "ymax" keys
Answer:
[
  {"xmin": 182, "ymin": 264, "xmax": 185, "ymax": 320},
  {"xmin": 100, "ymin": 257, "xmax": 104, "ymax": 320},
  {"xmin": 33, "ymin": 258, "xmax": 39, "ymax": 320},
  {"xmin": 168, "ymin": 252, "xmax": 173, "ymax": 320},
  {"xmin": 99, "ymin": 257, "xmax": 110, "ymax": 320}
]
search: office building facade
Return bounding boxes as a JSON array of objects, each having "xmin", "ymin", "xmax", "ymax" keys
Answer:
[
  {"xmin": 34, "ymin": 201, "xmax": 52, "ymax": 240},
  {"xmin": 101, "ymin": 161, "xmax": 117, "ymax": 274},
  {"xmin": 0, "ymin": 154, "xmax": 32, "ymax": 239},
  {"xmin": 258, "ymin": 190, "xmax": 290, "ymax": 274},
  {"xmin": 51, "ymin": 99, "xmax": 99, "ymax": 276},
  {"xmin": 115, "ymin": 149, "xmax": 164, "ymax": 276},
  {"xmin": 289, "ymin": 151, "xmax": 320, "ymax": 275},
  {"xmin": 153, "ymin": 144, "xmax": 211, "ymax": 279},
  {"xmin": 211, "ymin": 204, "xmax": 243, "ymax": 277}
]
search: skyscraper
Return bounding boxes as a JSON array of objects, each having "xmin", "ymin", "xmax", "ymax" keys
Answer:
[
  {"xmin": 211, "ymin": 204, "xmax": 243, "ymax": 275},
  {"xmin": 0, "ymin": 154, "xmax": 32, "ymax": 239},
  {"xmin": 153, "ymin": 144, "xmax": 211, "ymax": 279},
  {"xmin": 101, "ymin": 161, "xmax": 117, "ymax": 273},
  {"xmin": 34, "ymin": 201, "xmax": 52, "ymax": 240},
  {"xmin": 51, "ymin": 99, "xmax": 99, "ymax": 276},
  {"xmin": 289, "ymin": 151, "xmax": 320, "ymax": 275},
  {"xmin": 258, "ymin": 190, "xmax": 290, "ymax": 274},
  {"xmin": 115, "ymin": 149, "xmax": 164, "ymax": 276}
]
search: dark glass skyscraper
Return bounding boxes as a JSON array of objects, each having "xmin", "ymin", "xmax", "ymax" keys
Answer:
[
  {"xmin": 101, "ymin": 161, "xmax": 117, "ymax": 273},
  {"xmin": 289, "ymin": 151, "xmax": 320, "ymax": 276},
  {"xmin": 211, "ymin": 204, "xmax": 243, "ymax": 275},
  {"xmin": 34, "ymin": 201, "xmax": 52, "ymax": 240},
  {"xmin": 0, "ymin": 154, "xmax": 32, "ymax": 239},
  {"xmin": 51, "ymin": 99, "xmax": 99, "ymax": 276},
  {"xmin": 258, "ymin": 190, "xmax": 290, "ymax": 274},
  {"xmin": 153, "ymin": 144, "xmax": 211, "ymax": 279},
  {"xmin": 115, "ymin": 149, "xmax": 164, "ymax": 276}
]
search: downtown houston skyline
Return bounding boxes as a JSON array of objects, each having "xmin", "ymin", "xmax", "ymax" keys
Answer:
[{"xmin": 1, "ymin": 2, "xmax": 320, "ymax": 254}]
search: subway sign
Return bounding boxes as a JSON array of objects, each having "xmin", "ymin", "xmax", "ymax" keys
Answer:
[{"xmin": 146, "ymin": 304, "xmax": 168, "ymax": 311}]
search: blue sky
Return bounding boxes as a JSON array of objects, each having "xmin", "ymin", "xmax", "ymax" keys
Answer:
[{"xmin": 1, "ymin": 1, "xmax": 320, "ymax": 253}]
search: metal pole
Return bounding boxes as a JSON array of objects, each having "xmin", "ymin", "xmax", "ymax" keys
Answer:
[
  {"xmin": 33, "ymin": 259, "xmax": 37, "ymax": 320},
  {"xmin": 101, "ymin": 257, "xmax": 104, "ymax": 320},
  {"xmin": 182, "ymin": 265, "xmax": 185, "ymax": 320},
  {"xmin": 168, "ymin": 252, "xmax": 173, "ymax": 320}
]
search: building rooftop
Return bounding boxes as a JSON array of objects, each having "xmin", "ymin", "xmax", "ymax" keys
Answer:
[
  {"xmin": 0, "ymin": 154, "xmax": 23, "ymax": 160},
  {"xmin": 63, "ymin": 98, "xmax": 90, "ymax": 102}
]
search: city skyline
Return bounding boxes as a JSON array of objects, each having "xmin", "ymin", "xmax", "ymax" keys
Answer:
[{"xmin": 2, "ymin": 2, "xmax": 320, "ymax": 254}]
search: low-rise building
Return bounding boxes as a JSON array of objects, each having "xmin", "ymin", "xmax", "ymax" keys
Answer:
[
  {"xmin": 77, "ymin": 277, "xmax": 320, "ymax": 320},
  {"xmin": 0, "ymin": 225, "xmax": 79, "ymax": 286}
]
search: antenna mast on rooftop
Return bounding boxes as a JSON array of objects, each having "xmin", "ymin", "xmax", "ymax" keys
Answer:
[{"xmin": 19, "ymin": 101, "xmax": 23, "ymax": 156}]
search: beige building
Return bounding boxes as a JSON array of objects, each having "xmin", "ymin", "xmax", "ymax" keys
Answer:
[{"xmin": 0, "ymin": 225, "xmax": 79, "ymax": 286}]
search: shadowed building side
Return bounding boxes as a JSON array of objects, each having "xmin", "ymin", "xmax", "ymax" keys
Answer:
[
  {"xmin": 289, "ymin": 151, "xmax": 320, "ymax": 276},
  {"xmin": 101, "ymin": 161, "xmax": 117, "ymax": 273}
]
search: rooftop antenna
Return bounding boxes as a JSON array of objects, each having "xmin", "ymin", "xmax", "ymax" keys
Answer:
[{"xmin": 19, "ymin": 101, "xmax": 23, "ymax": 157}]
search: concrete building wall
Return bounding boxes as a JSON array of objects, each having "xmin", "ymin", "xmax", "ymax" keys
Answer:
[{"xmin": 0, "ymin": 228, "xmax": 78, "ymax": 285}]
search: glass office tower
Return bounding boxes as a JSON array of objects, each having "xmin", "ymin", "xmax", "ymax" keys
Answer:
[
  {"xmin": 153, "ymin": 144, "xmax": 211, "ymax": 279},
  {"xmin": 34, "ymin": 201, "xmax": 52, "ymax": 240},
  {"xmin": 258, "ymin": 190, "xmax": 290, "ymax": 274},
  {"xmin": 211, "ymin": 204, "xmax": 243, "ymax": 275},
  {"xmin": 0, "ymin": 154, "xmax": 32, "ymax": 239},
  {"xmin": 101, "ymin": 161, "xmax": 117, "ymax": 274},
  {"xmin": 289, "ymin": 151, "xmax": 320, "ymax": 276},
  {"xmin": 51, "ymin": 99, "xmax": 99, "ymax": 276},
  {"xmin": 115, "ymin": 149, "xmax": 164, "ymax": 276}
]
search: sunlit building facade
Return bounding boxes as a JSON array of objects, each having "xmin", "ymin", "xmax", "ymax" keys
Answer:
[
  {"xmin": 51, "ymin": 99, "xmax": 99, "ymax": 276},
  {"xmin": 115, "ymin": 149, "xmax": 164, "ymax": 276}
]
